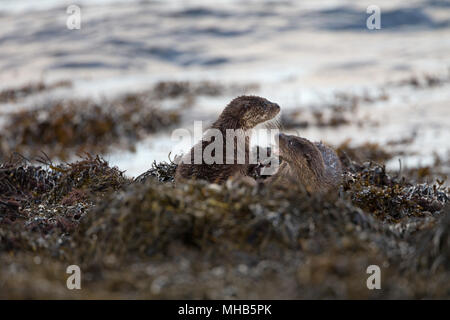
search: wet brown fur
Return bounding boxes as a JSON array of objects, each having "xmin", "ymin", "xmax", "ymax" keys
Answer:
[
  {"xmin": 175, "ymin": 96, "xmax": 280, "ymax": 184},
  {"xmin": 267, "ymin": 133, "xmax": 342, "ymax": 193}
]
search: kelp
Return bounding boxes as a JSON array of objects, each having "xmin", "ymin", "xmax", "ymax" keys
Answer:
[
  {"xmin": 0, "ymin": 155, "xmax": 130, "ymax": 234},
  {"xmin": 337, "ymin": 140, "xmax": 395, "ymax": 167},
  {"xmin": 281, "ymin": 90, "xmax": 388, "ymax": 129},
  {"xmin": 343, "ymin": 162, "xmax": 448, "ymax": 222},
  {"xmin": 0, "ymin": 80, "xmax": 71, "ymax": 103},
  {"xmin": 134, "ymin": 159, "xmax": 178, "ymax": 183},
  {"xmin": 152, "ymin": 80, "xmax": 259, "ymax": 99},
  {"xmin": 0, "ymin": 147, "xmax": 449, "ymax": 299},
  {"xmin": 0, "ymin": 95, "xmax": 180, "ymax": 160}
]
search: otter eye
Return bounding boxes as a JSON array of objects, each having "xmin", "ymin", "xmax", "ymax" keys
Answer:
[{"xmin": 289, "ymin": 140, "xmax": 294, "ymax": 146}]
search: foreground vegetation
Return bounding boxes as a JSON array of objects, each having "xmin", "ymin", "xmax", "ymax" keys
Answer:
[{"xmin": 0, "ymin": 145, "xmax": 448, "ymax": 299}]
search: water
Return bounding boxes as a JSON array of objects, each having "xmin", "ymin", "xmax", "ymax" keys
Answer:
[{"xmin": 1, "ymin": 0, "xmax": 449, "ymax": 177}]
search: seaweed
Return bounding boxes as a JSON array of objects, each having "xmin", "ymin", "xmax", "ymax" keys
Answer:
[
  {"xmin": 337, "ymin": 140, "xmax": 394, "ymax": 168},
  {"xmin": 412, "ymin": 205, "xmax": 450, "ymax": 273},
  {"xmin": 152, "ymin": 80, "xmax": 259, "ymax": 99},
  {"xmin": 343, "ymin": 162, "xmax": 448, "ymax": 222},
  {"xmin": 0, "ymin": 80, "xmax": 72, "ymax": 103},
  {"xmin": 0, "ymin": 95, "xmax": 180, "ymax": 160},
  {"xmin": 0, "ymin": 149, "xmax": 449, "ymax": 299},
  {"xmin": 281, "ymin": 90, "xmax": 387, "ymax": 129},
  {"xmin": 393, "ymin": 73, "xmax": 450, "ymax": 89},
  {"xmin": 0, "ymin": 155, "xmax": 130, "ymax": 235},
  {"xmin": 62, "ymin": 161, "xmax": 447, "ymax": 298},
  {"xmin": 134, "ymin": 159, "xmax": 178, "ymax": 183}
]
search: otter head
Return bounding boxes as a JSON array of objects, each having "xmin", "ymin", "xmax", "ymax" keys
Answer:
[
  {"xmin": 217, "ymin": 96, "xmax": 280, "ymax": 130},
  {"xmin": 276, "ymin": 133, "xmax": 326, "ymax": 179}
]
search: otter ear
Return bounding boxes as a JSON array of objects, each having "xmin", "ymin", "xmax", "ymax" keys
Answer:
[{"xmin": 305, "ymin": 153, "xmax": 312, "ymax": 164}]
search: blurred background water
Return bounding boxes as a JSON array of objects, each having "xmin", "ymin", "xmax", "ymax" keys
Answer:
[{"xmin": 0, "ymin": 0, "xmax": 449, "ymax": 177}]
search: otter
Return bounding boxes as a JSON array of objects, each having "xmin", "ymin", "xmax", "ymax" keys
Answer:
[
  {"xmin": 175, "ymin": 95, "xmax": 280, "ymax": 184},
  {"xmin": 267, "ymin": 133, "xmax": 342, "ymax": 193}
]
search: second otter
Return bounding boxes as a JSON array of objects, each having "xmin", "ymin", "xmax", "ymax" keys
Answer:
[{"xmin": 267, "ymin": 133, "xmax": 342, "ymax": 193}]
